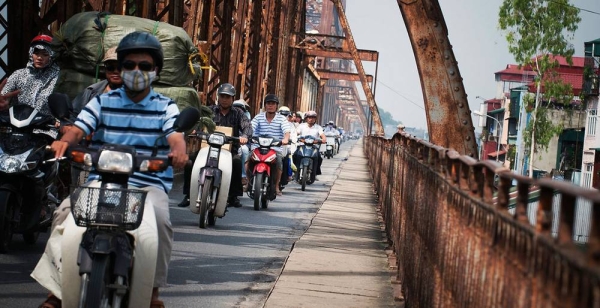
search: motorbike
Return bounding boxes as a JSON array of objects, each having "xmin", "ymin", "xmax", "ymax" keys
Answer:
[
  {"xmin": 189, "ymin": 131, "xmax": 238, "ymax": 228},
  {"xmin": 247, "ymin": 135, "xmax": 282, "ymax": 211},
  {"xmin": 0, "ymin": 104, "xmax": 60, "ymax": 253},
  {"xmin": 324, "ymin": 132, "xmax": 337, "ymax": 159},
  {"xmin": 296, "ymin": 135, "xmax": 322, "ymax": 191},
  {"xmin": 34, "ymin": 96, "xmax": 199, "ymax": 308}
]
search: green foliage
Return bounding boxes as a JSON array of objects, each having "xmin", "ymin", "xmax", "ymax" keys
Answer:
[
  {"xmin": 507, "ymin": 145, "xmax": 516, "ymax": 169},
  {"xmin": 498, "ymin": 0, "xmax": 580, "ymax": 174},
  {"xmin": 523, "ymin": 106, "xmax": 564, "ymax": 155},
  {"xmin": 499, "ymin": 0, "xmax": 580, "ymax": 66},
  {"xmin": 378, "ymin": 107, "xmax": 400, "ymax": 127}
]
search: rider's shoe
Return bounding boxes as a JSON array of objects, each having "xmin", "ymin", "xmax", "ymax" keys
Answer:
[
  {"xmin": 227, "ymin": 197, "xmax": 242, "ymax": 208},
  {"xmin": 177, "ymin": 195, "xmax": 190, "ymax": 207}
]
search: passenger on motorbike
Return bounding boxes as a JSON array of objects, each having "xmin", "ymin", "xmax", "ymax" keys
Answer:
[
  {"xmin": 293, "ymin": 110, "xmax": 326, "ymax": 181},
  {"xmin": 246, "ymin": 94, "xmax": 290, "ymax": 197},
  {"xmin": 67, "ymin": 47, "xmax": 124, "ymax": 186},
  {"xmin": 178, "ymin": 83, "xmax": 251, "ymax": 208},
  {"xmin": 233, "ymin": 99, "xmax": 251, "ymax": 188},
  {"xmin": 277, "ymin": 106, "xmax": 294, "ymax": 187},
  {"xmin": 35, "ymin": 31, "xmax": 186, "ymax": 308},
  {"xmin": 71, "ymin": 47, "xmax": 123, "ymax": 115},
  {"xmin": 0, "ymin": 34, "xmax": 59, "ymax": 119}
]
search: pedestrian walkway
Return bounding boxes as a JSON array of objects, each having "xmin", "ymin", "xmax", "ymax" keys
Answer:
[{"xmin": 265, "ymin": 141, "xmax": 397, "ymax": 307}]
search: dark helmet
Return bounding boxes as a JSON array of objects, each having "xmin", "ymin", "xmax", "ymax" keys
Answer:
[
  {"xmin": 217, "ymin": 83, "xmax": 236, "ymax": 97},
  {"xmin": 30, "ymin": 34, "xmax": 52, "ymax": 47},
  {"xmin": 263, "ymin": 94, "xmax": 280, "ymax": 106},
  {"xmin": 116, "ymin": 31, "xmax": 164, "ymax": 74}
]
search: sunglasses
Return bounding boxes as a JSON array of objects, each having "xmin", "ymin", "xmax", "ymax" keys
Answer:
[
  {"xmin": 121, "ymin": 60, "xmax": 155, "ymax": 72},
  {"xmin": 104, "ymin": 63, "xmax": 119, "ymax": 72}
]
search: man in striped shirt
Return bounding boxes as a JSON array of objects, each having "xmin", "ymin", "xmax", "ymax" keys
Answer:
[
  {"xmin": 247, "ymin": 94, "xmax": 291, "ymax": 197},
  {"xmin": 38, "ymin": 31, "xmax": 183, "ymax": 307}
]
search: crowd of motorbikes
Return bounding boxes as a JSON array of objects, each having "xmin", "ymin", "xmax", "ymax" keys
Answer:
[{"xmin": 0, "ymin": 94, "xmax": 349, "ymax": 307}]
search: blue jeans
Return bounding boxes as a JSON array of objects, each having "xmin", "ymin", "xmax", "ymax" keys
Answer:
[{"xmin": 239, "ymin": 144, "xmax": 249, "ymax": 178}]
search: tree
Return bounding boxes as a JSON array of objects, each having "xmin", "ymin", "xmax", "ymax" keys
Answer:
[
  {"xmin": 499, "ymin": 0, "xmax": 580, "ymax": 177},
  {"xmin": 377, "ymin": 107, "xmax": 400, "ymax": 127}
]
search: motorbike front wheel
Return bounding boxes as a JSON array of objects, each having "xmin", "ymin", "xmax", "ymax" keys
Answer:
[
  {"xmin": 85, "ymin": 253, "xmax": 111, "ymax": 308},
  {"xmin": 0, "ymin": 191, "xmax": 14, "ymax": 253},
  {"xmin": 301, "ymin": 166, "xmax": 308, "ymax": 191},
  {"xmin": 199, "ymin": 178, "xmax": 213, "ymax": 229},
  {"xmin": 253, "ymin": 173, "xmax": 263, "ymax": 211}
]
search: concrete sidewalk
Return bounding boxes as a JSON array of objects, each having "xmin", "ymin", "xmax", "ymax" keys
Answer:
[{"xmin": 265, "ymin": 141, "xmax": 397, "ymax": 307}]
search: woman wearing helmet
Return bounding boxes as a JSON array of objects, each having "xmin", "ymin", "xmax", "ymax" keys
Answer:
[{"xmin": 0, "ymin": 34, "xmax": 60, "ymax": 116}]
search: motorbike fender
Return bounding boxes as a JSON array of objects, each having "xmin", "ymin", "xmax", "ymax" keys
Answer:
[
  {"xmin": 199, "ymin": 167, "xmax": 223, "ymax": 188},
  {"xmin": 300, "ymin": 158, "xmax": 313, "ymax": 168},
  {"xmin": 254, "ymin": 163, "xmax": 270, "ymax": 176},
  {"xmin": 190, "ymin": 147, "xmax": 231, "ymax": 217},
  {"xmin": 0, "ymin": 183, "xmax": 19, "ymax": 195}
]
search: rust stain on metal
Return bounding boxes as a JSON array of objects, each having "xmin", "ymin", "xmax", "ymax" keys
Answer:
[
  {"xmin": 331, "ymin": 0, "xmax": 384, "ymax": 136},
  {"xmin": 365, "ymin": 134, "xmax": 600, "ymax": 307},
  {"xmin": 397, "ymin": 0, "xmax": 477, "ymax": 156}
]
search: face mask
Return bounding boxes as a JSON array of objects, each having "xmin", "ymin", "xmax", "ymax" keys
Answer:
[{"xmin": 121, "ymin": 70, "xmax": 157, "ymax": 91}]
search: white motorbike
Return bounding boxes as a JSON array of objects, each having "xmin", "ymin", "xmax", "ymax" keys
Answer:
[
  {"xmin": 323, "ymin": 133, "xmax": 337, "ymax": 159},
  {"xmin": 32, "ymin": 97, "xmax": 199, "ymax": 308},
  {"xmin": 188, "ymin": 131, "xmax": 237, "ymax": 228}
]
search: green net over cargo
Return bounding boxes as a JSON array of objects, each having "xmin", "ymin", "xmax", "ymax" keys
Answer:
[{"xmin": 53, "ymin": 11, "xmax": 202, "ymax": 87}]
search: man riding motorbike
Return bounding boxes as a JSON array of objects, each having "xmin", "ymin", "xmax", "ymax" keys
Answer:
[
  {"xmin": 293, "ymin": 110, "xmax": 326, "ymax": 181},
  {"xmin": 178, "ymin": 83, "xmax": 251, "ymax": 208},
  {"xmin": 34, "ymin": 31, "xmax": 187, "ymax": 308},
  {"xmin": 246, "ymin": 94, "xmax": 290, "ymax": 197}
]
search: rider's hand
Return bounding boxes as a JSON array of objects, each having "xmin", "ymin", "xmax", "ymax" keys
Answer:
[
  {"xmin": 0, "ymin": 79, "xmax": 20, "ymax": 112},
  {"xmin": 239, "ymin": 137, "xmax": 248, "ymax": 144},
  {"xmin": 50, "ymin": 140, "xmax": 69, "ymax": 159},
  {"xmin": 169, "ymin": 150, "xmax": 189, "ymax": 170}
]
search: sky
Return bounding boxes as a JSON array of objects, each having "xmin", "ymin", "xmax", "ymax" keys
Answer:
[{"xmin": 345, "ymin": 0, "xmax": 600, "ymax": 132}]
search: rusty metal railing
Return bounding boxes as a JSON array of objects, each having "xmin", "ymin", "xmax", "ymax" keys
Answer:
[{"xmin": 364, "ymin": 134, "xmax": 600, "ymax": 308}]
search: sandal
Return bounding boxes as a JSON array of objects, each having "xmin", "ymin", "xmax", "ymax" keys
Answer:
[
  {"xmin": 38, "ymin": 294, "xmax": 61, "ymax": 308},
  {"xmin": 150, "ymin": 299, "xmax": 165, "ymax": 308},
  {"xmin": 276, "ymin": 190, "xmax": 283, "ymax": 196}
]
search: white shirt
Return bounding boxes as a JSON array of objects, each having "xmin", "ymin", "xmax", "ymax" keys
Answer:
[{"xmin": 296, "ymin": 123, "xmax": 324, "ymax": 139}]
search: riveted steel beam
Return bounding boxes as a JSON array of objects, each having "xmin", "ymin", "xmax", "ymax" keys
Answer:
[
  {"xmin": 397, "ymin": 0, "xmax": 477, "ymax": 156},
  {"xmin": 331, "ymin": 0, "xmax": 384, "ymax": 136},
  {"xmin": 304, "ymin": 48, "xmax": 379, "ymax": 61},
  {"xmin": 317, "ymin": 70, "xmax": 373, "ymax": 82}
]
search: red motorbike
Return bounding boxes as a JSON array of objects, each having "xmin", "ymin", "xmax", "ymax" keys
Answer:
[{"xmin": 247, "ymin": 135, "xmax": 281, "ymax": 211}]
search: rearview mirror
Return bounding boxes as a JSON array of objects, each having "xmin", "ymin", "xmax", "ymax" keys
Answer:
[
  {"xmin": 173, "ymin": 107, "xmax": 200, "ymax": 132},
  {"xmin": 47, "ymin": 93, "xmax": 71, "ymax": 120}
]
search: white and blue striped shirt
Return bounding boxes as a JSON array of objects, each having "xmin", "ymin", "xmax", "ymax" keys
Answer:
[
  {"xmin": 74, "ymin": 87, "xmax": 180, "ymax": 193},
  {"xmin": 250, "ymin": 112, "xmax": 291, "ymax": 153}
]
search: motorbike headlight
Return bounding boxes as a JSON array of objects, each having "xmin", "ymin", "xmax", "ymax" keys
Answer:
[
  {"xmin": 305, "ymin": 139, "xmax": 314, "ymax": 145},
  {"xmin": 0, "ymin": 155, "xmax": 21, "ymax": 173},
  {"xmin": 0, "ymin": 151, "xmax": 32, "ymax": 173},
  {"xmin": 97, "ymin": 150, "xmax": 133, "ymax": 173},
  {"xmin": 208, "ymin": 134, "xmax": 226, "ymax": 146},
  {"xmin": 258, "ymin": 137, "xmax": 274, "ymax": 147}
]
